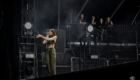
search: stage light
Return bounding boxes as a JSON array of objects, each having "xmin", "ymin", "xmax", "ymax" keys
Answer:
[
  {"xmin": 87, "ymin": 25, "xmax": 93, "ymax": 32},
  {"xmin": 24, "ymin": 22, "xmax": 32, "ymax": 29},
  {"xmin": 24, "ymin": 31, "xmax": 33, "ymax": 36},
  {"xmin": 24, "ymin": 22, "xmax": 33, "ymax": 35}
]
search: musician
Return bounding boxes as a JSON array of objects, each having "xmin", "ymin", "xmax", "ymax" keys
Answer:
[
  {"xmin": 78, "ymin": 14, "xmax": 87, "ymax": 39},
  {"xmin": 78, "ymin": 14, "xmax": 87, "ymax": 61},
  {"xmin": 91, "ymin": 16, "xmax": 96, "ymax": 24},
  {"xmin": 104, "ymin": 17, "xmax": 113, "ymax": 39},
  {"xmin": 79, "ymin": 14, "xmax": 87, "ymax": 24},
  {"xmin": 111, "ymin": 55, "xmax": 119, "ymax": 65},
  {"xmin": 99, "ymin": 18, "xmax": 104, "ymax": 40},
  {"xmin": 105, "ymin": 17, "xmax": 113, "ymax": 27},
  {"xmin": 91, "ymin": 16, "xmax": 97, "ymax": 39},
  {"xmin": 36, "ymin": 29, "xmax": 57, "ymax": 76}
]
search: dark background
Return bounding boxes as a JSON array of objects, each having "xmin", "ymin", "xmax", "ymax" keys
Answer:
[
  {"xmin": 36, "ymin": 0, "xmax": 140, "ymax": 32},
  {"xmin": 1, "ymin": 0, "xmax": 140, "ymax": 80}
]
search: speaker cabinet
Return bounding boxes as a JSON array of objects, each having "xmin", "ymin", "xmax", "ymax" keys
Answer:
[
  {"xmin": 56, "ymin": 53, "xmax": 71, "ymax": 65},
  {"xmin": 55, "ymin": 30, "xmax": 66, "ymax": 53}
]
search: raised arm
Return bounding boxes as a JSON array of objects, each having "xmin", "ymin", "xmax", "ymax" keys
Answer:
[
  {"xmin": 111, "ymin": 21, "xmax": 113, "ymax": 25},
  {"xmin": 92, "ymin": 21, "xmax": 96, "ymax": 24},
  {"xmin": 45, "ymin": 36, "xmax": 57, "ymax": 41},
  {"xmin": 36, "ymin": 34, "xmax": 57, "ymax": 41}
]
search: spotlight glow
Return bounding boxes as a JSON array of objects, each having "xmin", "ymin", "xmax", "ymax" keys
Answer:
[
  {"xmin": 25, "ymin": 22, "xmax": 32, "ymax": 29},
  {"xmin": 87, "ymin": 25, "xmax": 93, "ymax": 32}
]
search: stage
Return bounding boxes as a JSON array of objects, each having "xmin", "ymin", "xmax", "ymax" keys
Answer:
[
  {"xmin": 2, "ymin": 0, "xmax": 140, "ymax": 80},
  {"xmin": 31, "ymin": 61, "xmax": 140, "ymax": 80}
]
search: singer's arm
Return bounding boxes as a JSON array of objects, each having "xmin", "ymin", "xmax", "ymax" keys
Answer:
[
  {"xmin": 43, "ymin": 40, "xmax": 47, "ymax": 44},
  {"xmin": 36, "ymin": 34, "xmax": 57, "ymax": 41},
  {"xmin": 42, "ymin": 35, "xmax": 48, "ymax": 44}
]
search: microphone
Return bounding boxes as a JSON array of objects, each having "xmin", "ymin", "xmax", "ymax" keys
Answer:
[{"xmin": 43, "ymin": 32, "xmax": 49, "ymax": 35}]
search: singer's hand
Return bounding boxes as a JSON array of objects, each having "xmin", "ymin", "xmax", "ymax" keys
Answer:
[
  {"xmin": 36, "ymin": 34, "xmax": 42, "ymax": 38},
  {"xmin": 47, "ymin": 34, "xmax": 49, "ymax": 37}
]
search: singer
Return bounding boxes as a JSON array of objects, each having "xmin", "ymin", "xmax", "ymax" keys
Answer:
[{"xmin": 36, "ymin": 29, "xmax": 57, "ymax": 76}]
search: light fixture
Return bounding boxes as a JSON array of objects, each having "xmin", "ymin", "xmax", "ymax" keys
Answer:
[
  {"xmin": 25, "ymin": 54, "xmax": 34, "ymax": 58},
  {"xmin": 24, "ymin": 22, "xmax": 33, "ymax": 35},
  {"xmin": 87, "ymin": 25, "xmax": 93, "ymax": 32},
  {"xmin": 24, "ymin": 22, "xmax": 32, "ymax": 29},
  {"xmin": 130, "ymin": 76, "xmax": 135, "ymax": 80}
]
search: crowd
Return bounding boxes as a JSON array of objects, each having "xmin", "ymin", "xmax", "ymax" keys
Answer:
[{"xmin": 79, "ymin": 14, "xmax": 113, "ymax": 41}]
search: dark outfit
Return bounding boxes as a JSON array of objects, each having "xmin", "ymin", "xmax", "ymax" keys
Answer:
[
  {"xmin": 79, "ymin": 17, "xmax": 86, "ymax": 22},
  {"xmin": 78, "ymin": 18, "xmax": 87, "ymax": 39},
  {"xmin": 111, "ymin": 58, "xmax": 119, "ymax": 65},
  {"xmin": 45, "ymin": 39, "xmax": 56, "ymax": 76},
  {"xmin": 99, "ymin": 23, "xmax": 104, "ymax": 29},
  {"xmin": 92, "ymin": 20, "xmax": 99, "ymax": 39},
  {"xmin": 104, "ymin": 21, "xmax": 111, "ymax": 30},
  {"xmin": 98, "ymin": 22, "xmax": 104, "ymax": 38},
  {"xmin": 78, "ymin": 18, "xmax": 87, "ymax": 64},
  {"xmin": 105, "ymin": 21, "xmax": 112, "ymax": 41}
]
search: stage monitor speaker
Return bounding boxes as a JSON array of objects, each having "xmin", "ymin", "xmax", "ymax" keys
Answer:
[
  {"xmin": 46, "ymin": 29, "xmax": 66, "ymax": 54},
  {"xmin": 56, "ymin": 53, "xmax": 72, "ymax": 65}
]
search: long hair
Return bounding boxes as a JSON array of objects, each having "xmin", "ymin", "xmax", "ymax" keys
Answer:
[{"xmin": 49, "ymin": 29, "xmax": 57, "ymax": 41}]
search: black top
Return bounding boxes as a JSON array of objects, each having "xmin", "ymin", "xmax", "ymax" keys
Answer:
[
  {"xmin": 46, "ymin": 40, "xmax": 56, "ymax": 45},
  {"xmin": 46, "ymin": 36, "xmax": 56, "ymax": 45},
  {"xmin": 79, "ymin": 17, "xmax": 86, "ymax": 22},
  {"xmin": 104, "ymin": 21, "xmax": 112, "ymax": 29},
  {"xmin": 111, "ymin": 58, "xmax": 118, "ymax": 65},
  {"xmin": 99, "ymin": 22, "xmax": 104, "ymax": 28},
  {"xmin": 105, "ymin": 21, "xmax": 111, "ymax": 26}
]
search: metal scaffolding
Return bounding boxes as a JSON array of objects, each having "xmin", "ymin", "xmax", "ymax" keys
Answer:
[{"xmin": 19, "ymin": 0, "xmax": 38, "ymax": 79}]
